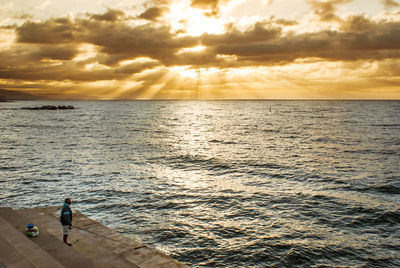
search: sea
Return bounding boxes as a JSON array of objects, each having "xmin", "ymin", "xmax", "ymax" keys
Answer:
[{"xmin": 1, "ymin": 100, "xmax": 399, "ymax": 267}]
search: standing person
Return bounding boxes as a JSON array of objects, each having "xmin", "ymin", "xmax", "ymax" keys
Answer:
[{"xmin": 60, "ymin": 198, "xmax": 73, "ymax": 246}]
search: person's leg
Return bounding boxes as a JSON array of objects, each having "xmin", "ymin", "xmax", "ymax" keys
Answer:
[{"xmin": 62, "ymin": 225, "xmax": 72, "ymax": 246}]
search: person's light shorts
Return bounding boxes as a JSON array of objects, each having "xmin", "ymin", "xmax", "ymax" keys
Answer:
[{"xmin": 62, "ymin": 225, "xmax": 70, "ymax": 235}]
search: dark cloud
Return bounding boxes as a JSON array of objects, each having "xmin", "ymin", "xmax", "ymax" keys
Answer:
[
  {"xmin": 166, "ymin": 48, "xmax": 220, "ymax": 66},
  {"xmin": 309, "ymin": 0, "xmax": 353, "ymax": 22},
  {"xmin": 202, "ymin": 22, "xmax": 281, "ymax": 45},
  {"xmin": 0, "ymin": 44, "xmax": 78, "ymax": 67},
  {"xmin": 0, "ymin": 42, "xmax": 159, "ymax": 82},
  {"xmin": 340, "ymin": 15, "xmax": 377, "ymax": 32},
  {"xmin": 90, "ymin": 9, "xmax": 125, "ymax": 21},
  {"xmin": 274, "ymin": 18, "xmax": 298, "ymax": 26},
  {"xmin": 31, "ymin": 45, "xmax": 79, "ymax": 60},
  {"xmin": 13, "ymin": 11, "xmax": 400, "ymax": 66},
  {"xmin": 138, "ymin": 7, "xmax": 169, "ymax": 21},
  {"xmin": 80, "ymin": 22, "xmax": 198, "ymax": 64},
  {"xmin": 4, "ymin": 8, "xmax": 400, "ymax": 83},
  {"xmin": 205, "ymin": 18, "xmax": 400, "ymax": 65},
  {"xmin": 15, "ymin": 13, "xmax": 198, "ymax": 65},
  {"xmin": 17, "ymin": 18, "xmax": 76, "ymax": 44}
]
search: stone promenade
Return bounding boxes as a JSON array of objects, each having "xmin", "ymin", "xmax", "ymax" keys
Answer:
[{"xmin": 0, "ymin": 207, "xmax": 188, "ymax": 268}]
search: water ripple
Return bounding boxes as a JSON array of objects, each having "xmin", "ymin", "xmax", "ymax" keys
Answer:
[{"xmin": 1, "ymin": 100, "xmax": 400, "ymax": 267}]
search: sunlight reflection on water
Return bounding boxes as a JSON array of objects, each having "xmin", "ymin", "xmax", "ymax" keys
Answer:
[{"xmin": 1, "ymin": 100, "xmax": 400, "ymax": 267}]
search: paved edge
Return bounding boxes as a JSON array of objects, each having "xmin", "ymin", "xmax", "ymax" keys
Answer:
[
  {"xmin": 0, "ymin": 216, "xmax": 64, "ymax": 268},
  {"xmin": 18, "ymin": 207, "xmax": 189, "ymax": 268}
]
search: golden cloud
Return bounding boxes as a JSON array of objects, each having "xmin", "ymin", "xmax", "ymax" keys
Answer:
[
  {"xmin": 382, "ymin": 0, "xmax": 400, "ymax": 9},
  {"xmin": 1, "ymin": 7, "xmax": 400, "ymax": 99},
  {"xmin": 138, "ymin": 7, "xmax": 170, "ymax": 21},
  {"xmin": 309, "ymin": 0, "xmax": 353, "ymax": 22}
]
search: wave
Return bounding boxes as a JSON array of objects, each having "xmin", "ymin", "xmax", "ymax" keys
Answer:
[
  {"xmin": 152, "ymin": 155, "xmax": 235, "ymax": 173},
  {"xmin": 2, "ymin": 100, "xmax": 400, "ymax": 268},
  {"xmin": 346, "ymin": 207, "xmax": 400, "ymax": 227},
  {"xmin": 208, "ymin": 139, "xmax": 238, "ymax": 145},
  {"xmin": 354, "ymin": 181, "xmax": 400, "ymax": 195}
]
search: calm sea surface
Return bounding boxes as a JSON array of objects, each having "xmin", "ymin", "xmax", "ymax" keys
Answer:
[{"xmin": 1, "ymin": 100, "xmax": 400, "ymax": 267}]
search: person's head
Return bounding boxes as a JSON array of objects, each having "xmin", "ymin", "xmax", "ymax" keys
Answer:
[{"xmin": 65, "ymin": 198, "xmax": 72, "ymax": 205}]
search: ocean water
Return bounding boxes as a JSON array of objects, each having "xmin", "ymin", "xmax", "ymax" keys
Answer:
[{"xmin": 1, "ymin": 100, "xmax": 399, "ymax": 267}]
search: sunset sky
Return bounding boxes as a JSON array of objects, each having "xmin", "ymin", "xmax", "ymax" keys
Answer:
[{"xmin": 0, "ymin": 0, "xmax": 399, "ymax": 99}]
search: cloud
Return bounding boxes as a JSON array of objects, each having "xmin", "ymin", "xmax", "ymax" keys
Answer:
[
  {"xmin": 189, "ymin": 0, "xmax": 232, "ymax": 17},
  {"xmin": 382, "ymin": 0, "xmax": 400, "ymax": 9},
  {"xmin": 339, "ymin": 14, "xmax": 377, "ymax": 32},
  {"xmin": 12, "ymin": 10, "xmax": 400, "ymax": 68},
  {"xmin": 80, "ymin": 22, "xmax": 198, "ymax": 64},
  {"xmin": 10, "ymin": 10, "xmax": 400, "ymax": 69},
  {"xmin": 309, "ymin": 0, "xmax": 353, "ymax": 22},
  {"xmin": 0, "ymin": 44, "xmax": 79, "ymax": 68},
  {"xmin": 211, "ymin": 21, "xmax": 400, "ymax": 65},
  {"xmin": 190, "ymin": 0, "xmax": 219, "ymax": 16},
  {"xmin": 200, "ymin": 15, "xmax": 400, "ymax": 65},
  {"xmin": 90, "ymin": 9, "xmax": 125, "ymax": 21},
  {"xmin": 31, "ymin": 45, "xmax": 79, "ymax": 60},
  {"xmin": 0, "ymin": 42, "xmax": 160, "ymax": 82},
  {"xmin": 274, "ymin": 18, "xmax": 298, "ymax": 26},
  {"xmin": 15, "ymin": 12, "xmax": 198, "ymax": 65},
  {"xmin": 138, "ymin": 7, "xmax": 169, "ymax": 21},
  {"xmin": 17, "ymin": 17, "xmax": 75, "ymax": 44},
  {"xmin": 202, "ymin": 22, "xmax": 281, "ymax": 45},
  {"xmin": 1, "ymin": 7, "xmax": 400, "ymax": 99}
]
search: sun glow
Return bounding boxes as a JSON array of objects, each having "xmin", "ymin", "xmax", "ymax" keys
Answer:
[
  {"xmin": 176, "ymin": 45, "xmax": 206, "ymax": 54},
  {"xmin": 167, "ymin": 1, "xmax": 226, "ymax": 36},
  {"xmin": 73, "ymin": 44, "xmax": 99, "ymax": 62},
  {"xmin": 170, "ymin": 66, "xmax": 199, "ymax": 79}
]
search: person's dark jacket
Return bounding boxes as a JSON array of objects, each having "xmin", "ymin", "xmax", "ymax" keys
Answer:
[{"xmin": 60, "ymin": 203, "xmax": 72, "ymax": 225}]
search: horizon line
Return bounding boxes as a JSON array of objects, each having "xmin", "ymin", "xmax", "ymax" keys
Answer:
[{"xmin": 3, "ymin": 98, "xmax": 400, "ymax": 101}]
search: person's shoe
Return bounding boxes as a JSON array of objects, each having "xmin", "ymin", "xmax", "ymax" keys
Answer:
[{"xmin": 65, "ymin": 242, "xmax": 72, "ymax": 246}]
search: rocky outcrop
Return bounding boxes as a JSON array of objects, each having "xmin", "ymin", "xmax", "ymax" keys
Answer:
[{"xmin": 21, "ymin": 105, "xmax": 75, "ymax": 110}]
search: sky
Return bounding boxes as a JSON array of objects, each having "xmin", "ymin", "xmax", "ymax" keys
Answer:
[{"xmin": 0, "ymin": 0, "xmax": 399, "ymax": 99}]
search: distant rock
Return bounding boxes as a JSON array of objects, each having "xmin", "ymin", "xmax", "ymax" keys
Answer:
[{"xmin": 21, "ymin": 105, "xmax": 75, "ymax": 110}]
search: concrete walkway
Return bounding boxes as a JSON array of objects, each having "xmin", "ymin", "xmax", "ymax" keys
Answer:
[{"xmin": 0, "ymin": 207, "xmax": 188, "ymax": 268}]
